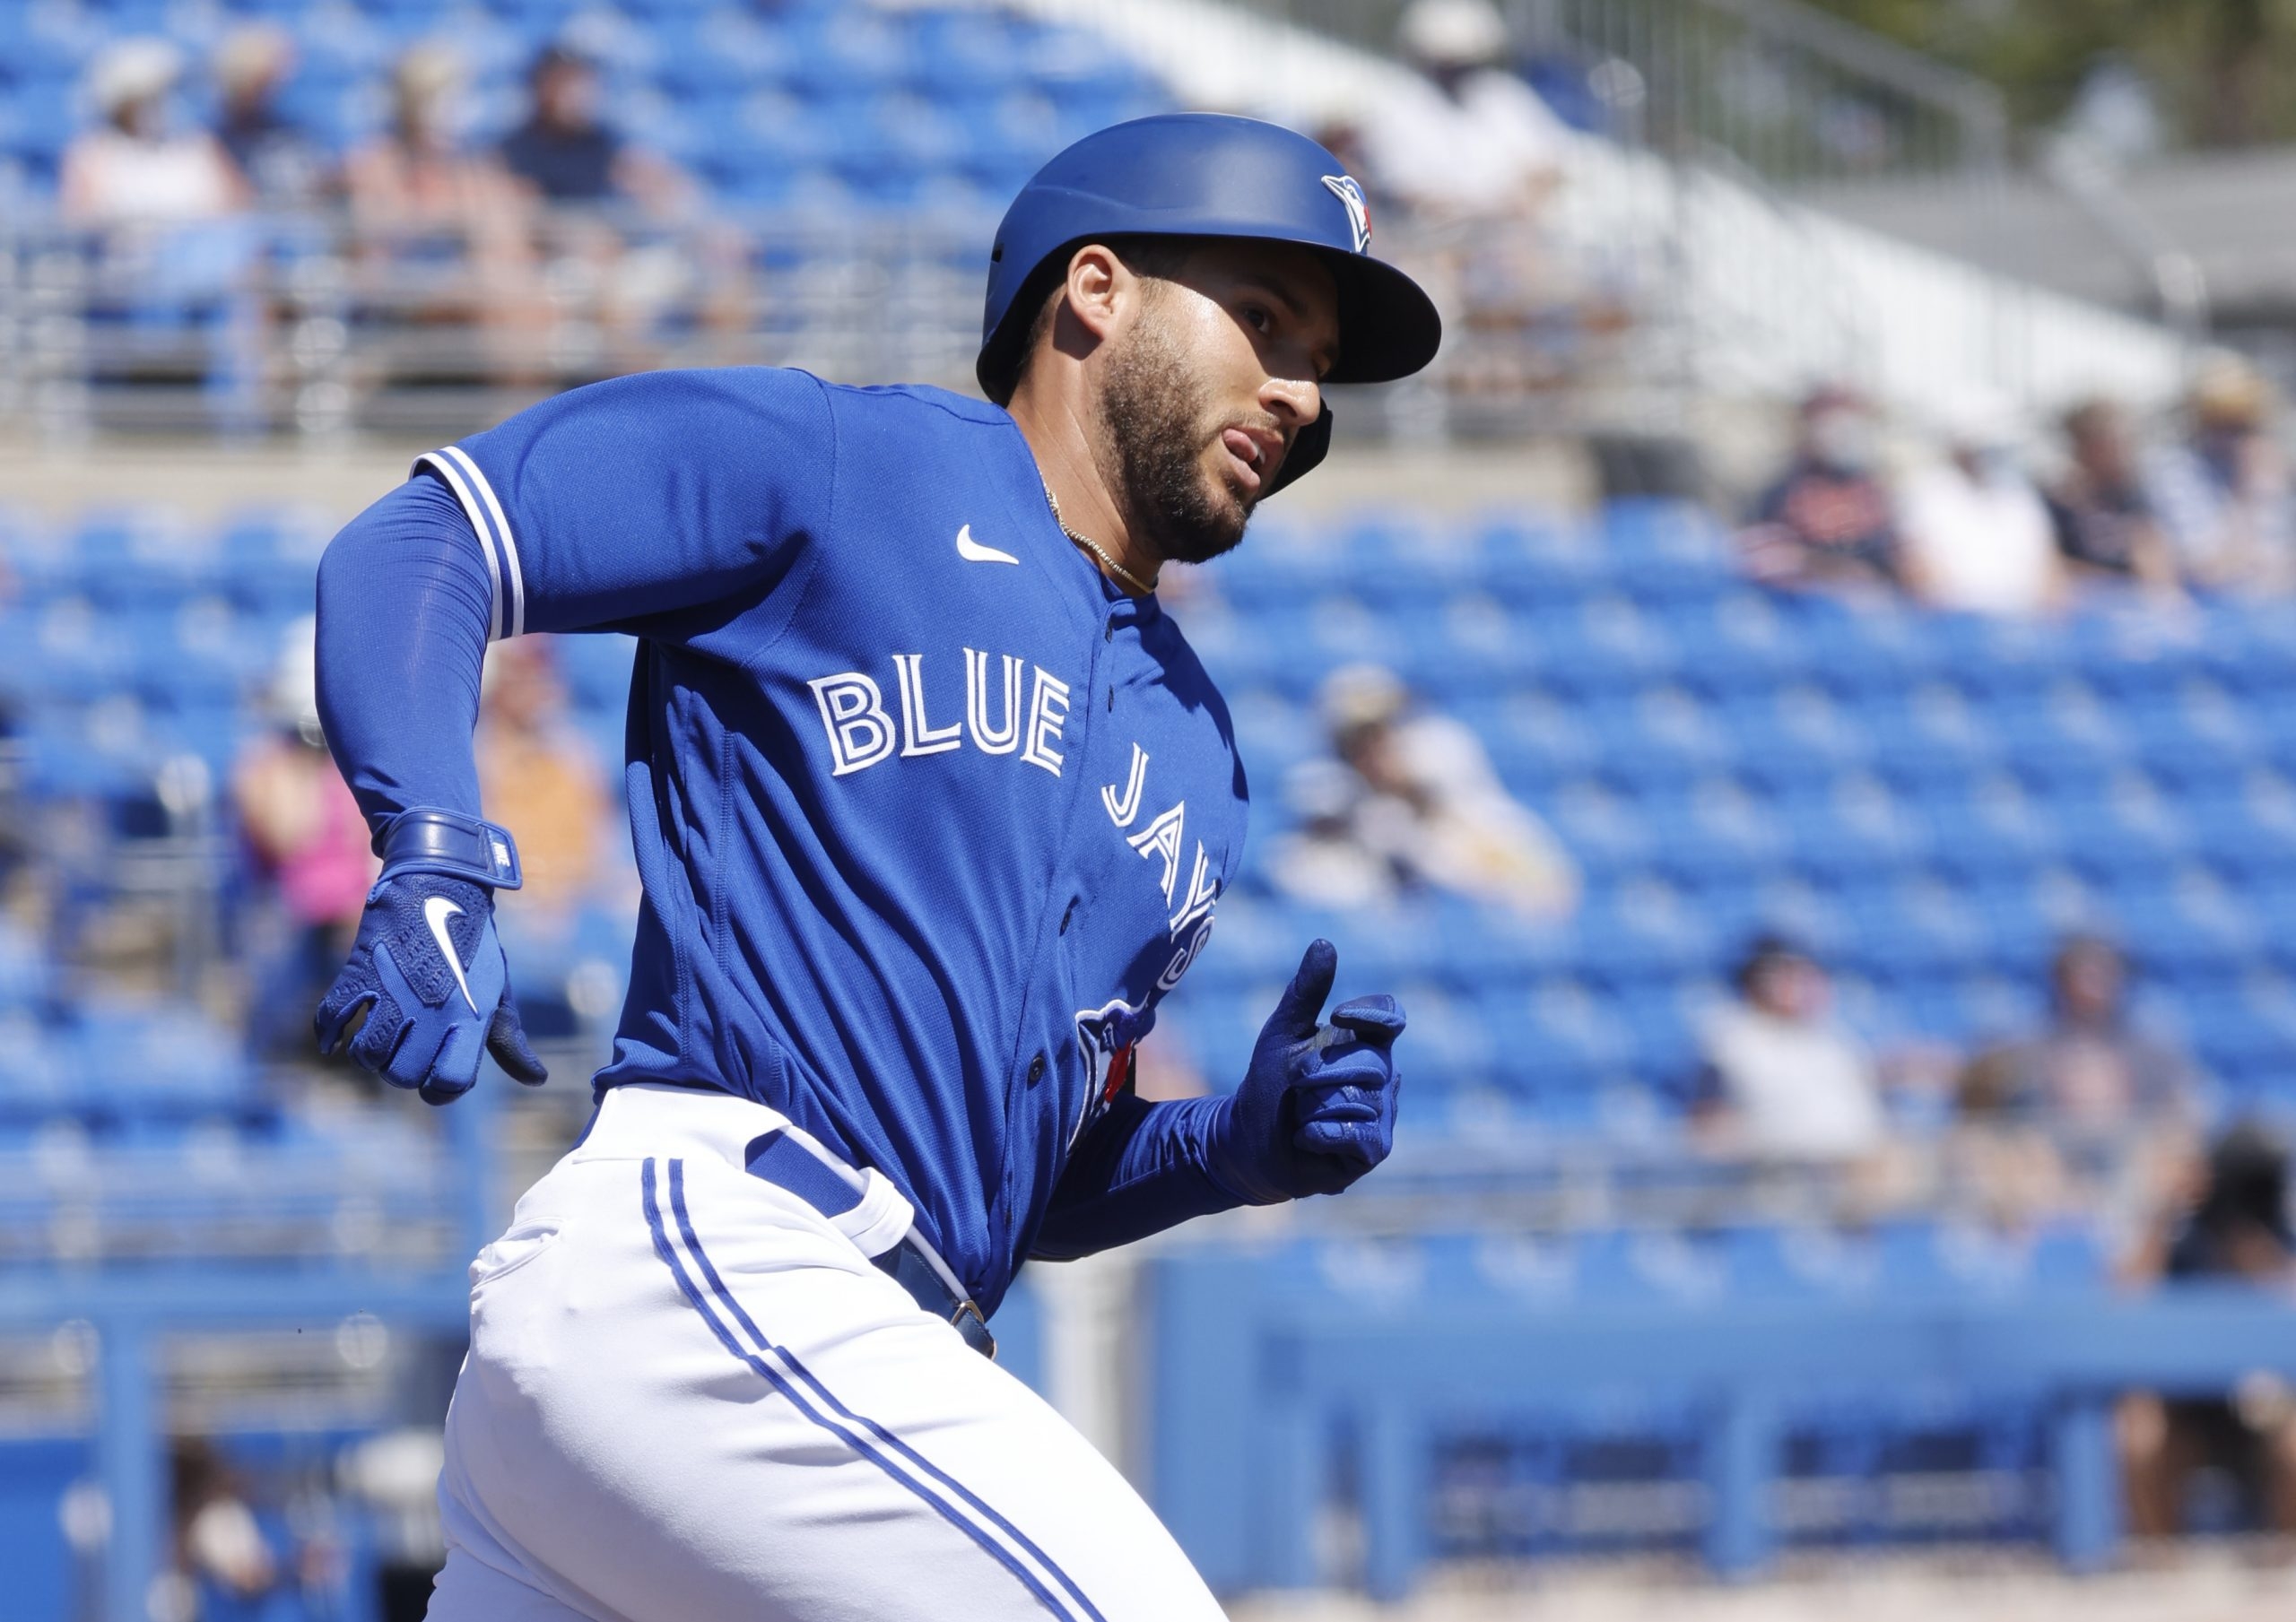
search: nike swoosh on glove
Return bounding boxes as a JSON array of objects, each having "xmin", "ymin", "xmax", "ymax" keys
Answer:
[
  {"xmin": 1202, "ymin": 939, "xmax": 1405, "ymax": 1204},
  {"xmin": 314, "ymin": 873, "xmax": 546, "ymax": 1105}
]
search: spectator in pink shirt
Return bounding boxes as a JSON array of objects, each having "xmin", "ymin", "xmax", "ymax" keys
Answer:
[{"xmin": 232, "ymin": 619, "xmax": 376, "ymax": 1063}]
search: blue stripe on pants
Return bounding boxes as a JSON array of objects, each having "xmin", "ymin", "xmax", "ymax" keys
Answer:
[
  {"xmin": 664, "ymin": 1158, "xmax": 1109, "ymax": 1622},
  {"xmin": 639, "ymin": 1157, "xmax": 1089, "ymax": 1621}
]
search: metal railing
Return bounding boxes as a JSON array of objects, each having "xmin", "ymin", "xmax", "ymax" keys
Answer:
[
  {"xmin": 1231, "ymin": 0, "xmax": 2009, "ymax": 183},
  {"xmin": 0, "ymin": 203, "xmax": 1640, "ymax": 444}
]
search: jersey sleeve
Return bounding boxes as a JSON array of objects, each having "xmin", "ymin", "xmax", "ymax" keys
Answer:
[
  {"xmin": 413, "ymin": 366, "xmax": 837, "ymax": 640},
  {"xmin": 317, "ymin": 368, "xmax": 836, "ymax": 839}
]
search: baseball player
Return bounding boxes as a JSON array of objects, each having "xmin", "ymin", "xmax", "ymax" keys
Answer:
[{"xmin": 311, "ymin": 114, "xmax": 1441, "ymax": 1620}]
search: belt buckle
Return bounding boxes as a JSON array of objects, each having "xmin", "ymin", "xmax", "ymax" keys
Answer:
[{"xmin": 951, "ymin": 1298, "xmax": 997, "ymax": 1361}]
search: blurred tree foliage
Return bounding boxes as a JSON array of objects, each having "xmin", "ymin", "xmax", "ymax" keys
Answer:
[{"xmin": 1805, "ymin": 0, "xmax": 2296, "ymax": 147}]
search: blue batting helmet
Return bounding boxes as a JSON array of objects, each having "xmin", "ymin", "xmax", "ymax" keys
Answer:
[{"xmin": 978, "ymin": 113, "xmax": 1442, "ymax": 495}]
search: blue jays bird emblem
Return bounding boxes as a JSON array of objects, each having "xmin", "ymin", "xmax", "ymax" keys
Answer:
[
  {"xmin": 1321, "ymin": 174, "xmax": 1371, "ymax": 253},
  {"xmin": 1071, "ymin": 994, "xmax": 1157, "ymax": 1148}
]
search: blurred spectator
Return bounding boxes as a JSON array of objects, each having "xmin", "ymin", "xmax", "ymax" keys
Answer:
[
  {"xmin": 1692, "ymin": 934, "xmax": 1890, "ymax": 1165},
  {"xmin": 213, "ymin": 24, "xmax": 327, "ymax": 209},
  {"xmin": 1273, "ymin": 665, "xmax": 1578, "ymax": 919},
  {"xmin": 2046, "ymin": 397, "xmax": 2182, "ymax": 594},
  {"xmin": 497, "ymin": 46, "xmax": 744, "ymax": 360},
  {"xmin": 2148, "ymin": 351, "xmax": 2296, "ymax": 593},
  {"xmin": 1958, "ymin": 934, "xmax": 2202, "ymax": 1169},
  {"xmin": 61, "ymin": 39, "xmax": 248, "ymax": 227},
  {"xmin": 1736, "ymin": 386, "xmax": 1901, "ymax": 592},
  {"xmin": 475, "ymin": 638, "xmax": 610, "ymax": 923},
  {"xmin": 61, "ymin": 39, "xmax": 271, "ymax": 432},
  {"xmin": 344, "ymin": 45, "xmax": 544, "ymax": 377},
  {"xmin": 2057, "ymin": 56, "xmax": 2166, "ymax": 169},
  {"xmin": 1359, "ymin": 0, "xmax": 1613, "ymax": 395},
  {"xmin": 230, "ymin": 620, "xmax": 374, "ymax": 1063},
  {"xmin": 170, "ymin": 1437, "xmax": 284, "ymax": 1612},
  {"xmin": 1898, "ymin": 394, "xmax": 2067, "ymax": 616},
  {"xmin": 500, "ymin": 46, "xmax": 687, "ymax": 214},
  {"xmin": 2118, "ymin": 1123, "xmax": 2296, "ymax": 1535},
  {"xmin": 1361, "ymin": 0, "xmax": 1567, "ymax": 221},
  {"xmin": 1267, "ymin": 759, "xmax": 1402, "ymax": 911}
]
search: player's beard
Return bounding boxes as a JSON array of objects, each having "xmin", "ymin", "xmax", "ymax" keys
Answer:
[{"xmin": 1095, "ymin": 304, "xmax": 1256, "ymax": 568}]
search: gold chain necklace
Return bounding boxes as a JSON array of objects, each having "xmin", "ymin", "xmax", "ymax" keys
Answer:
[{"xmin": 1045, "ymin": 487, "xmax": 1159, "ymax": 595}]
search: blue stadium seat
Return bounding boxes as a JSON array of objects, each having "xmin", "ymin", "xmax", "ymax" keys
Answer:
[
  {"xmin": 1788, "ymin": 600, "xmax": 1938, "ymax": 699},
  {"xmin": 0, "ymin": 919, "xmax": 50, "ymax": 1017},
  {"xmin": 1409, "ymin": 599, "xmax": 1544, "ymax": 698},
  {"xmin": 780, "ymin": 7, "xmax": 915, "ymax": 95},
  {"xmin": 1474, "ymin": 518, "xmax": 1605, "ymax": 609},
  {"xmin": 1503, "ymin": 978, "xmax": 1634, "ymax": 1071},
  {"xmin": 1723, "ymin": 1224, "xmax": 1880, "ymax": 1301},
  {"xmin": 2185, "ymin": 788, "xmax": 2296, "ymax": 878},
  {"xmin": 1400, "ymin": 984, "xmax": 1500, "ymax": 1080},
  {"xmin": 1540, "ymin": 779, "xmax": 1655, "ymax": 882},
  {"xmin": 1778, "ymin": 777, "xmax": 1932, "ymax": 881},
  {"xmin": 1718, "ymin": 684, "xmax": 1875, "ymax": 790},
  {"xmin": 552, "ymin": 631, "xmax": 637, "ymax": 714},
  {"xmin": 0, "ymin": 1019, "xmax": 67, "ymax": 1115},
  {"xmin": 1667, "ymin": 593, "xmax": 1812, "ymax": 694},
  {"xmin": 66, "ymin": 1001, "xmax": 255, "ymax": 1120},
  {"xmin": 908, "ymin": 11, "xmax": 1031, "ymax": 98},
  {"xmin": 2123, "ymin": 690, "xmax": 2264, "ymax": 789},
  {"xmin": 1465, "ymin": 692, "xmax": 1605, "ymax": 794},
  {"xmin": 135, "ymin": 596, "xmax": 261, "ymax": 708},
  {"xmin": 1572, "ymin": 1227, "xmax": 1730, "ymax": 1305},
  {"xmin": 655, "ymin": 12, "xmax": 794, "ymax": 97},
  {"xmin": 1921, "ymin": 776, "xmax": 2064, "ymax": 880}
]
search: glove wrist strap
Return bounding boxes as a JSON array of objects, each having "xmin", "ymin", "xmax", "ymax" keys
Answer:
[{"xmin": 378, "ymin": 807, "xmax": 523, "ymax": 890}]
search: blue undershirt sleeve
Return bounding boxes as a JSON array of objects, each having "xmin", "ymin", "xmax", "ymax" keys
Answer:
[
  {"xmin": 315, "ymin": 469, "xmax": 492, "ymax": 833},
  {"xmin": 1027, "ymin": 1093, "xmax": 1245, "ymax": 1261}
]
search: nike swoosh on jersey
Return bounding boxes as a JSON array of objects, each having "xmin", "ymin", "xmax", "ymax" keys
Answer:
[
  {"xmin": 424, "ymin": 896, "xmax": 479, "ymax": 1014},
  {"xmin": 955, "ymin": 525, "xmax": 1021, "ymax": 566}
]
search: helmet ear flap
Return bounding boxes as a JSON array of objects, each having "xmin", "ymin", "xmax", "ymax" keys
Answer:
[{"xmin": 1264, "ymin": 405, "xmax": 1332, "ymax": 498}]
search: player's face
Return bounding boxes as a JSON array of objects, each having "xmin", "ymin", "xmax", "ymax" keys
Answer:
[{"xmin": 1098, "ymin": 241, "xmax": 1339, "ymax": 566}]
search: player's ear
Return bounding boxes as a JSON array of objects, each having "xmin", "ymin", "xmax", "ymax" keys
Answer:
[{"xmin": 1061, "ymin": 244, "xmax": 1126, "ymax": 345}]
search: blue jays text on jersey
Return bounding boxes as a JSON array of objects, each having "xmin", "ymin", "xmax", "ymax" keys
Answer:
[{"xmin": 316, "ymin": 368, "xmax": 1249, "ymax": 1313}]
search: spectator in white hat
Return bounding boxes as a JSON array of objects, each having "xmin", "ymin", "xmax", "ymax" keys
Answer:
[
  {"xmin": 343, "ymin": 44, "xmax": 545, "ymax": 380},
  {"xmin": 1364, "ymin": 0, "xmax": 1569, "ymax": 220},
  {"xmin": 1278, "ymin": 664, "xmax": 1579, "ymax": 921},
  {"xmin": 61, "ymin": 37, "xmax": 248, "ymax": 227}
]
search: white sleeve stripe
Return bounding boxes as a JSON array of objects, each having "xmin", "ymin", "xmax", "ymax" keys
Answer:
[
  {"xmin": 439, "ymin": 444, "xmax": 526, "ymax": 639},
  {"xmin": 413, "ymin": 450, "xmax": 504, "ymax": 642}
]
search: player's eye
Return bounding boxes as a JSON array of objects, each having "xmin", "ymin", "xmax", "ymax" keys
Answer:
[{"xmin": 1241, "ymin": 304, "xmax": 1274, "ymax": 335}]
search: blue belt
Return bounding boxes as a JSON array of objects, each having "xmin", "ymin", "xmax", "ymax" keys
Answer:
[{"xmin": 743, "ymin": 1130, "xmax": 996, "ymax": 1360}]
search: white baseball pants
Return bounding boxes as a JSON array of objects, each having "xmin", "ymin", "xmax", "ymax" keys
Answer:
[{"xmin": 424, "ymin": 1082, "xmax": 1227, "ymax": 1622}]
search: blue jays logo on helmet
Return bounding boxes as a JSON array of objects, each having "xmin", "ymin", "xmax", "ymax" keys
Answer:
[{"xmin": 1321, "ymin": 175, "xmax": 1372, "ymax": 255}]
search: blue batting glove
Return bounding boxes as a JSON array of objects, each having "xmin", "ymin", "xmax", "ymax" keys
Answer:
[
  {"xmin": 314, "ymin": 873, "xmax": 546, "ymax": 1105},
  {"xmin": 1204, "ymin": 939, "xmax": 1405, "ymax": 1204}
]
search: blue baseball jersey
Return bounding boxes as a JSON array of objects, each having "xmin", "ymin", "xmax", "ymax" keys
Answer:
[{"xmin": 349, "ymin": 369, "xmax": 1247, "ymax": 1310}]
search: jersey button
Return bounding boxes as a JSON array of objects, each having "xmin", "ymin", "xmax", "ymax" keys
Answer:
[
  {"xmin": 1027, "ymin": 1054, "xmax": 1047, "ymax": 1087},
  {"xmin": 1104, "ymin": 620, "xmax": 1115, "ymax": 642}
]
